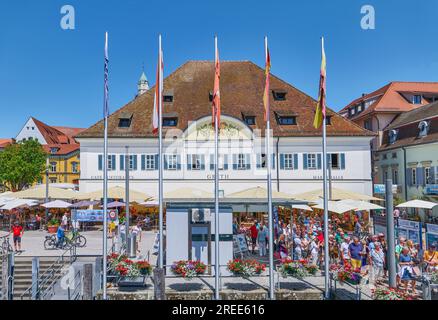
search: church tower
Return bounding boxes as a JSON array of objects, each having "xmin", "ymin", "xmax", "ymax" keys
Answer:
[{"xmin": 137, "ymin": 70, "xmax": 149, "ymax": 96}]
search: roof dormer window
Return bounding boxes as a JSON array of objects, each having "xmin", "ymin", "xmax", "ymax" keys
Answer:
[
  {"xmin": 50, "ymin": 147, "xmax": 59, "ymax": 154},
  {"xmin": 163, "ymin": 117, "xmax": 178, "ymax": 127},
  {"xmin": 413, "ymin": 95, "xmax": 422, "ymax": 104},
  {"xmin": 418, "ymin": 120, "xmax": 430, "ymax": 137},
  {"xmin": 118, "ymin": 112, "xmax": 133, "ymax": 128},
  {"xmin": 163, "ymin": 89, "xmax": 174, "ymax": 103},
  {"xmin": 244, "ymin": 116, "xmax": 256, "ymax": 125},
  {"xmin": 272, "ymin": 90, "xmax": 287, "ymax": 101},
  {"xmin": 278, "ymin": 116, "xmax": 296, "ymax": 125},
  {"xmin": 389, "ymin": 129, "xmax": 398, "ymax": 145},
  {"xmin": 209, "ymin": 91, "xmax": 213, "ymax": 102}
]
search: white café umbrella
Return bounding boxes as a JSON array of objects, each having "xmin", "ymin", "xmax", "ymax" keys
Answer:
[
  {"xmin": 41, "ymin": 200, "xmax": 72, "ymax": 209},
  {"xmin": 290, "ymin": 204, "xmax": 313, "ymax": 211},
  {"xmin": 338, "ymin": 199, "xmax": 385, "ymax": 211},
  {"xmin": 396, "ymin": 199, "xmax": 438, "ymax": 210},
  {"xmin": 9, "ymin": 185, "xmax": 79, "ymax": 200},
  {"xmin": 312, "ymin": 200, "xmax": 357, "ymax": 214},
  {"xmin": 0, "ymin": 199, "xmax": 39, "ymax": 210}
]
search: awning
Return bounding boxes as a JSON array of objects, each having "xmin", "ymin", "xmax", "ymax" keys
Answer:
[
  {"xmin": 8, "ymin": 185, "xmax": 79, "ymax": 200},
  {"xmin": 338, "ymin": 199, "xmax": 385, "ymax": 211},
  {"xmin": 227, "ymin": 186, "xmax": 294, "ymax": 200},
  {"xmin": 312, "ymin": 200, "xmax": 357, "ymax": 214},
  {"xmin": 292, "ymin": 187, "xmax": 383, "ymax": 202},
  {"xmin": 396, "ymin": 199, "xmax": 437, "ymax": 209},
  {"xmin": 0, "ymin": 199, "xmax": 39, "ymax": 210},
  {"xmin": 41, "ymin": 200, "xmax": 72, "ymax": 209},
  {"xmin": 76, "ymin": 186, "xmax": 152, "ymax": 202}
]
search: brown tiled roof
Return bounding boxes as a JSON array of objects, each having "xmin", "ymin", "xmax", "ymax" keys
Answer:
[
  {"xmin": 340, "ymin": 82, "xmax": 438, "ymax": 121},
  {"xmin": 379, "ymin": 101, "xmax": 438, "ymax": 151},
  {"xmin": 0, "ymin": 138, "xmax": 14, "ymax": 149},
  {"xmin": 43, "ymin": 144, "xmax": 80, "ymax": 156},
  {"xmin": 32, "ymin": 118, "xmax": 83, "ymax": 144},
  {"xmin": 77, "ymin": 61, "xmax": 374, "ymax": 138}
]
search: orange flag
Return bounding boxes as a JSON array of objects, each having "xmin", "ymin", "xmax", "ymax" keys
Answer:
[
  {"xmin": 212, "ymin": 38, "xmax": 221, "ymax": 128},
  {"xmin": 263, "ymin": 47, "xmax": 271, "ymax": 122}
]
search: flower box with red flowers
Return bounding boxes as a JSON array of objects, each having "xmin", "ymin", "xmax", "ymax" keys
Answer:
[
  {"xmin": 227, "ymin": 259, "xmax": 266, "ymax": 278},
  {"xmin": 171, "ymin": 260, "xmax": 207, "ymax": 280}
]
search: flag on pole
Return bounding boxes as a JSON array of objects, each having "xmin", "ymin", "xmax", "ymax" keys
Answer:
[
  {"xmin": 153, "ymin": 45, "xmax": 163, "ymax": 134},
  {"xmin": 313, "ymin": 37, "xmax": 327, "ymax": 129},
  {"xmin": 103, "ymin": 32, "xmax": 109, "ymax": 118},
  {"xmin": 212, "ymin": 40, "xmax": 221, "ymax": 127},
  {"xmin": 263, "ymin": 47, "xmax": 271, "ymax": 122}
]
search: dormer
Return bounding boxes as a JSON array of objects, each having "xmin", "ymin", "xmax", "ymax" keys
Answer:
[
  {"xmin": 118, "ymin": 112, "xmax": 133, "ymax": 128},
  {"xmin": 418, "ymin": 120, "xmax": 430, "ymax": 137},
  {"xmin": 389, "ymin": 129, "xmax": 398, "ymax": 145}
]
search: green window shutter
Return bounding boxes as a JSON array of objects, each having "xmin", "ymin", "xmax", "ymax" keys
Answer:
[
  {"xmin": 200, "ymin": 155, "xmax": 205, "ymax": 170},
  {"xmin": 233, "ymin": 154, "xmax": 238, "ymax": 170},
  {"xmin": 98, "ymin": 155, "xmax": 103, "ymax": 171},
  {"xmin": 177, "ymin": 155, "xmax": 181, "ymax": 170},
  {"xmin": 303, "ymin": 154, "xmax": 308, "ymax": 170},
  {"xmin": 154, "ymin": 154, "xmax": 159, "ymax": 170},
  {"xmin": 272, "ymin": 154, "xmax": 275, "ymax": 169},
  {"xmin": 133, "ymin": 155, "xmax": 138, "ymax": 170},
  {"xmin": 187, "ymin": 154, "xmax": 192, "ymax": 170},
  {"xmin": 120, "ymin": 155, "xmax": 124, "ymax": 171},
  {"xmin": 141, "ymin": 155, "xmax": 146, "ymax": 171},
  {"xmin": 164, "ymin": 155, "xmax": 169, "ymax": 170},
  {"xmin": 223, "ymin": 154, "xmax": 229, "ymax": 170},
  {"xmin": 294, "ymin": 154, "xmax": 298, "ymax": 170},
  {"xmin": 210, "ymin": 154, "xmax": 214, "ymax": 170},
  {"xmin": 280, "ymin": 154, "xmax": 285, "ymax": 170},
  {"xmin": 256, "ymin": 154, "xmax": 261, "ymax": 169},
  {"xmin": 317, "ymin": 154, "xmax": 322, "ymax": 169},
  {"xmin": 340, "ymin": 153, "xmax": 345, "ymax": 170},
  {"xmin": 111, "ymin": 155, "xmax": 116, "ymax": 171},
  {"xmin": 245, "ymin": 154, "xmax": 251, "ymax": 170}
]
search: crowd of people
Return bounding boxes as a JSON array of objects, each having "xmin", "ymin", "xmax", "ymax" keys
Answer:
[{"xmin": 234, "ymin": 209, "xmax": 438, "ymax": 295}]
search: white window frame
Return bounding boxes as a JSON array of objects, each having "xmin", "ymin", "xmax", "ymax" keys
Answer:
[
  {"xmin": 237, "ymin": 154, "xmax": 246, "ymax": 170},
  {"xmin": 393, "ymin": 169, "xmax": 398, "ymax": 185},
  {"xmin": 128, "ymin": 155, "xmax": 135, "ymax": 170},
  {"xmin": 218, "ymin": 155, "xmax": 225, "ymax": 170},
  {"xmin": 425, "ymin": 167, "xmax": 431, "ymax": 184},
  {"xmin": 50, "ymin": 162, "xmax": 57, "ymax": 173},
  {"xmin": 107, "ymin": 155, "xmax": 113, "ymax": 171},
  {"xmin": 330, "ymin": 153, "xmax": 341, "ymax": 170},
  {"xmin": 167, "ymin": 154, "xmax": 178, "ymax": 170},
  {"xmin": 307, "ymin": 154, "xmax": 317, "ymax": 169},
  {"xmin": 284, "ymin": 154, "xmax": 294, "ymax": 170},
  {"xmin": 191, "ymin": 154, "xmax": 202, "ymax": 170},
  {"xmin": 145, "ymin": 154, "xmax": 155, "ymax": 170}
]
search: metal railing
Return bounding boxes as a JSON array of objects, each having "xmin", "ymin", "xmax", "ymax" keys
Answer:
[
  {"xmin": 19, "ymin": 245, "xmax": 77, "ymax": 300},
  {"xmin": 67, "ymin": 270, "xmax": 82, "ymax": 300}
]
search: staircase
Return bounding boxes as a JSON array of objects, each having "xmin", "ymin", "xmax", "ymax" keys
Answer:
[{"xmin": 0, "ymin": 256, "xmax": 70, "ymax": 300}]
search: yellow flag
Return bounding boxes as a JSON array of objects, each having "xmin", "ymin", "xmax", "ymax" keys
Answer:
[{"xmin": 313, "ymin": 37, "xmax": 327, "ymax": 129}]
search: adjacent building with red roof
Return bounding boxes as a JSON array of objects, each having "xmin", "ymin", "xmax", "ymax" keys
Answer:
[{"xmin": 15, "ymin": 117, "xmax": 85, "ymax": 185}]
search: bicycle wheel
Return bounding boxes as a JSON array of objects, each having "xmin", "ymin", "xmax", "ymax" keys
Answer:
[
  {"xmin": 44, "ymin": 239, "xmax": 54, "ymax": 250},
  {"xmin": 75, "ymin": 235, "xmax": 87, "ymax": 247}
]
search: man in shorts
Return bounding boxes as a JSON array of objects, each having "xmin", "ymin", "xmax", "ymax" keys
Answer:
[{"xmin": 11, "ymin": 221, "xmax": 24, "ymax": 253}]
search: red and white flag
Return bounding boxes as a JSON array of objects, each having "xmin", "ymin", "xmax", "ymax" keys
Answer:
[
  {"xmin": 152, "ymin": 42, "xmax": 163, "ymax": 134},
  {"xmin": 212, "ymin": 38, "xmax": 221, "ymax": 128}
]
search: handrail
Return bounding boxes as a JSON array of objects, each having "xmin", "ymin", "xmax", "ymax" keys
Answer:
[
  {"xmin": 20, "ymin": 245, "xmax": 77, "ymax": 300},
  {"xmin": 68, "ymin": 270, "xmax": 82, "ymax": 300}
]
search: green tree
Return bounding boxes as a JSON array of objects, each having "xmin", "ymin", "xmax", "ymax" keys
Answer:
[{"xmin": 0, "ymin": 140, "xmax": 47, "ymax": 191}]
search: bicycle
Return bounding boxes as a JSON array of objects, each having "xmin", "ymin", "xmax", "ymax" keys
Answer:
[
  {"xmin": 69, "ymin": 230, "xmax": 87, "ymax": 248},
  {"xmin": 0, "ymin": 234, "xmax": 13, "ymax": 255},
  {"xmin": 43, "ymin": 234, "xmax": 70, "ymax": 250}
]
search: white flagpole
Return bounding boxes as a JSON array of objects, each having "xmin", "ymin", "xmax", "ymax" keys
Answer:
[
  {"xmin": 265, "ymin": 36, "xmax": 275, "ymax": 300},
  {"xmin": 214, "ymin": 35, "xmax": 220, "ymax": 301},
  {"xmin": 321, "ymin": 37, "xmax": 330, "ymax": 299},
  {"xmin": 102, "ymin": 31, "xmax": 109, "ymax": 300},
  {"xmin": 158, "ymin": 34, "xmax": 164, "ymax": 269}
]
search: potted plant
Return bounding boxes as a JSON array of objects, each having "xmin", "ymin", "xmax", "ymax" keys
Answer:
[
  {"xmin": 136, "ymin": 260, "xmax": 152, "ymax": 276},
  {"xmin": 227, "ymin": 259, "xmax": 266, "ymax": 278},
  {"xmin": 47, "ymin": 218, "xmax": 59, "ymax": 233},
  {"xmin": 171, "ymin": 260, "xmax": 207, "ymax": 280},
  {"xmin": 372, "ymin": 287, "xmax": 414, "ymax": 300},
  {"xmin": 115, "ymin": 258, "xmax": 147, "ymax": 289},
  {"xmin": 278, "ymin": 258, "xmax": 308, "ymax": 279}
]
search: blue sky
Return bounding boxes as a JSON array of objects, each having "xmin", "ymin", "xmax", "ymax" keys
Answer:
[{"xmin": 1, "ymin": 0, "xmax": 438, "ymax": 137}]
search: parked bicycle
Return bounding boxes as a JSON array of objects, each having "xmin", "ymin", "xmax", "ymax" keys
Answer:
[
  {"xmin": 0, "ymin": 233, "xmax": 13, "ymax": 255},
  {"xmin": 70, "ymin": 230, "xmax": 87, "ymax": 248}
]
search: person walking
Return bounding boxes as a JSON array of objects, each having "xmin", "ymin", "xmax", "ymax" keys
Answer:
[
  {"xmin": 309, "ymin": 235, "xmax": 319, "ymax": 266},
  {"xmin": 340, "ymin": 236, "xmax": 351, "ymax": 266},
  {"xmin": 348, "ymin": 236, "xmax": 363, "ymax": 271},
  {"xmin": 61, "ymin": 212, "xmax": 69, "ymax": 232},
  {"xmin": 11, "ymin": 221, "xmax": 24, "ymax": 253},
  {"xmin": 398, "ymin": 247, "xmax": 416, "ymax": 294},
  {"xmin": 369, "ymin": 242, "xmax": 385, "ymax": 287},
  {"xmin": 250, "ymin": 221, "xmax": 259, "ymax": 255},
  {"xmin": 257, "ymin": 222, "xmax": 268, "ymax": 257}
]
